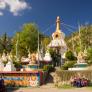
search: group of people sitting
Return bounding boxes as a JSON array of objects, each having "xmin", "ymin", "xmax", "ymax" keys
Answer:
[{"xmin": 70, "ymin": 75, "xmax": 89, "ymax": 87}]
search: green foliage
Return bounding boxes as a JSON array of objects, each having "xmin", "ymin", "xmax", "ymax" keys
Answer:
[
  {"xmin": 3, "ymin": 61, "xmax": 8, "ymax": 65},
  {"xmin": 58, "ymin": 84, "xmax": 73, "ymax": 89},
  {"xmin": 20, "ymin": 23, "xmax": 38, "ymax": 52},
  {"xmin": 66, "ymin": 25, "xmax": 92, "ymax": 52},
  {"xmin": 80, "ymin": 25, "xmax": 92, "ymax": 49},
  {"xmin": 61, "ymin": 61, "xmax": 76, "ymax": 70},
  {"xmin": 42, "ymin": 37, "xmax": 51, "ymax": 49},
  {"xmin": 43, "ymin": 65, "xmax": 52, "ymax": 71},
  {"xmin": 0, "ymin": 33, "xmax": 12, "ymax": 54},
  {"xmin": 13, "ymin": 61, "xmax": 21, "ymax": 68},
  {"xmin": 87, "ymin": 48, "xmax": 92, "ymax": 65},
  {"xmin": 65, "ymin": 51, "xmax": 77, "ymax": 61},
  {"xmin": 12, "ymin": 23, "xmax": 41, "ymax": 57}
]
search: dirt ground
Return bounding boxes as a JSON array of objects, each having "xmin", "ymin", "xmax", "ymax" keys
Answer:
[
  {"xmin": 7, "ymin": 72, "xmax": 92, "ymax": 92},
  {"xmin": 7, "ymin": 86, "xmax": 92, "ymax": 92}
]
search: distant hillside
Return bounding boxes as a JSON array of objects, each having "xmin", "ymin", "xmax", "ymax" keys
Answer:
[{"xmin": 65, "ymin": 25, "xmax": 92, "ymax": 53}]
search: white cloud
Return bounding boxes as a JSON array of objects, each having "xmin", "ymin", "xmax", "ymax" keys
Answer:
[{"xmin": 0, "ymin": 0, "xmax": 30, "ymax": 16}]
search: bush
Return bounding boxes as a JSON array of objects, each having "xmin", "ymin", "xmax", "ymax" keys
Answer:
[
  {"xmin": 61, "ymin": 61, "xmax": 76, "ymax": 70},
  {"xmin": 86, "ymin": 48, "xmax": 92, "ymax": 65},
  {"xmin": 13, "ymin": 61, "xmax": 21, "ymax": 69},
  {"xmin": 65, "ymin": 51, "xmax": 77, "ymax": 61},
  {"xmin": 3, "ymin": 61, "xmax": 8, "ymax": 65},
  {"xmin": 58, "ymin": 84, "xmax": 72, "ymax": 89},
  {"xmin": 43, "ymin": 65, "xmax": 52, "ymax": 71}
]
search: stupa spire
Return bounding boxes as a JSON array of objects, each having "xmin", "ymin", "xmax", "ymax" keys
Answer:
[{"xmin": 56, "ymin": 16, "xmax": 61, "ymax": 32}]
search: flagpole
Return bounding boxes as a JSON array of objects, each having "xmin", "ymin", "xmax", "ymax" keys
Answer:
[
  {"xmin": 78, "ymin": 23, "xmax": 82, "ymax": 51},
  {"xmin": 72, "ymin": 34, "xmax": 74, "ymax": 52},
  {"xmin": 38, "ymin": 31, "xmax": 40, "ymax": 66},
  {"xmin": 16, "ymin": 33, "xmax": 19, "ymax": 61}
]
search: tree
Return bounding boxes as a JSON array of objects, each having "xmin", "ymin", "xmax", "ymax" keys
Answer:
[
  {"xmin": 80, "ymin": 25, "xmax": 92, "ymax": 49},
  {"xmin": 41, "ymin": 36, "xmax": 51, "ymax": 54},
  {"xmin": 0, "ymin": 33, "xmax": 12, "ymax": 54},
  {"xmin": 66, "ymin": 25, "xmax": 92, "ymax": 53},
  {"xmin": 86, "ymin": 48, "xmax": 92, "ymax": 65},
  {"xmin": 61, "ymin": 61, "xmax": 76, "ymax": 70},
  {"xmin": 12, "ymin": 23, "xmax": 40, "ymax": 57},
  {"xmin": 65, "ymin": 50, "xmax": 77, "ymax": 61}
]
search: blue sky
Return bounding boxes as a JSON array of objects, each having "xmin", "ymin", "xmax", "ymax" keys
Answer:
[{"xmin": 0, "ymin": 0, "xmax": 92, "ymax": 36}]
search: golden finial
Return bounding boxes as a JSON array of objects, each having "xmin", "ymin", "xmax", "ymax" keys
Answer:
[{"xmin": 56, "ymin": 16, "xmax": 60, "ymax": 31}]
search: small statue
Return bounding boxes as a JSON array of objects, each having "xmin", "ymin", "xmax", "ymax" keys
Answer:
[
  {"xmin": 1, "ymin": 52, "xmax": 7, "ymax": 61},
  {"xmin": 29, "ymin": 53, "xmax": 37, "ymax": 64},
  {"xmin": 77, "ymin": 51, "xmax": 85, "ymax": 63}
]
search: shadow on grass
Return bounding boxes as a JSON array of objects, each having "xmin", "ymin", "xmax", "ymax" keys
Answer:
[
  {"xmin": 45, "ymin": 74, "xmax": 54, "ymax": 84},
  {"xmin": 6, "ymin": 86, "xmax": 40, "ymax": 92},
  {"xmin": 44, "ymin": 67, "xmax": 56, "ymax": 85},
  {"xmin": 6, "ymin": 87, "xmax": 20, "ymax": 92},
  {"xmin": 85, "ymin": 84, "xmax": 92, "ymax": 89}
]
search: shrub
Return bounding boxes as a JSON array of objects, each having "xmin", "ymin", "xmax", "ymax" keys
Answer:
[
  {"xmin": 3, "ymin": 61, "xmax": 8, "ymax": 65},
  {"xmin": 65, "ymin": 51, "xmax": 77, "ymax": 61},
  {"xmin": 58, "ymin": 84, "xmax": 72, "ymax": 89},
  {"xmin": 86, "ymin": 48, "xmax": 92, "ymax": 65},
  {"xmin": 61, "ymin": 61, "xmax": 76, "ymax": 70},
  {"xmin": 13, "ymin": 61, "xmax": 21, "ymax": 69}
]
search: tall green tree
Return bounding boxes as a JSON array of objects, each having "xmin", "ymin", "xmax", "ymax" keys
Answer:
[
  {"xmin": 80, "ymin": 25, "xmax": 92, "ymax": 49},
  {"xmin": 0, "ymin": 33, "xmax": 12, "ymax": 54},
  {"xmin": 86, "ymin": 47, "xmax": 92, "ymax": 65},
  {"xmin": 12, "ymin": 23, "xmax": 42, "ymax": 57}
]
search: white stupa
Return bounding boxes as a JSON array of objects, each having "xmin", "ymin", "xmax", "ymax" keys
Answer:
[
  {"xmin": 43, "ymin": 50, "xmax": 52, "ymax": 62},
  {"xmin": 4, "ymin": 61, "xmax": 16, "ymax": 71},
  {"xmin": 0, "ymin": 60, "xmax": 4, "ymax": 71},
  {"xmin": 48, "ymin": 16, "xmax": 67, "ymax": 55},
  {"xmin": 3, "ymin": 56, "xmax": 16, "ymax": 71},
  {"xmin": 36, "ymin": 52, "xmax": 43, "ymax": 61}
]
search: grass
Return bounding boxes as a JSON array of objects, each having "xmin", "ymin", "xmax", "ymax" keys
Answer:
[
  {"xmin": 58, "ymin": 84, "xmax": 74, "ymax": 89},
  {"xmin": 85, "ymin": 86, "xmax": 92, "ymax": 89},
  {"xmin": 57, "ymin": 84, "xmax": 92, "ymax": 90}
]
